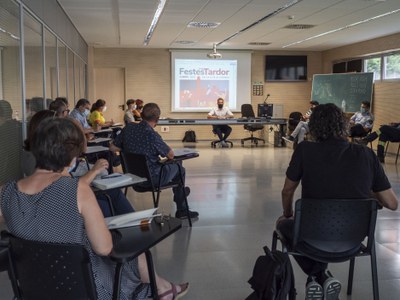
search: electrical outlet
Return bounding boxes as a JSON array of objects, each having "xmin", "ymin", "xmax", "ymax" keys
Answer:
[{"xmin": 161, "ymin": 126, "xmax": 169, "ymax": 133}]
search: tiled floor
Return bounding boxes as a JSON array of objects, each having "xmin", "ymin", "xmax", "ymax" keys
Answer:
[{"xmin": 1, "ymin": 140, "xmax": 400, "ymax": 299}]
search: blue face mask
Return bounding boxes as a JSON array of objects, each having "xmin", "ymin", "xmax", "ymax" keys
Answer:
[
  {"xmin": 84, "ymin": 109, "xmax": 90, "ymax": 117},
  {"xmin": 360, "ymin": 107, "xmax": 366, "ymax": 113}
]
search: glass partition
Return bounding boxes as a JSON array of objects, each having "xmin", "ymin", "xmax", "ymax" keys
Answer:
[
  {"xmin": 44, "ymin": 28, "xmax": 57, "ymax": 102},
  {"xmin": 0, "ymin": 0, "xmax": 23, "ymax": 184},
  {"xmin": 68, "ymin": 48, "xmax": 75, "ymax": 105},
  {"xmin": 58, "ymin": 41, "xmax": 67, "ymax": 98}
]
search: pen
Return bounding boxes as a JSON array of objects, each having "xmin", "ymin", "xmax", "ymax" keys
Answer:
[{"xmin": 101, "ymin": 174, "xmax": 122, "ymax": 179}]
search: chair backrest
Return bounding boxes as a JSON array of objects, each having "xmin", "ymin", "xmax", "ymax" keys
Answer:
[
  {"xmin": 288, "ymin": 111, "xmax": 302, "ymax": 125},
  {"xmin": 8, "ymin": 235, "xmax": 97, "ymax": 300},
  {"xmin": 293, "ymin": 198, "xmax": 378, "ymax": 263},
  {"xmin": 241, "ymin": 104, "xmax": 255, "ymax": 118},
  {"xmin": 120, "ymin": 152, "xmax": 153, "ymax": 183}
]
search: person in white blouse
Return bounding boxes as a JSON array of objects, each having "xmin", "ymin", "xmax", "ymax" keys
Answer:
[{"xmin": 207, "ymin": 98, "xmax": 234, "ymax": 147}]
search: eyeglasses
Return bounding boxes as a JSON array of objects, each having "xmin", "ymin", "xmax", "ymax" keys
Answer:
[{"xmin": 154, "ymin": 213, "xmax": 171, "ymax": 226}]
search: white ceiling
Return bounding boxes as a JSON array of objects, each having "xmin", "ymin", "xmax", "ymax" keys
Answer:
[{"xmin": 58, "ymin": 0, "xmax": 400, "ymax": 51}]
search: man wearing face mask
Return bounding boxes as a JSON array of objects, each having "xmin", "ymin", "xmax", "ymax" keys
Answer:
[
  {"xmin": 70, "ymin": 98, "xmax": 93, "ymax": 135},
  {"xmin": 349, "ymin": 101, "xmax": 373, "ymax": 138},
  {"xmin": 124, "ymin": 99, "xmax": 136, "ymax": 124},
  {"xmin": 207, "ymin": 97, "xmax": 234, "ymax": 147}
]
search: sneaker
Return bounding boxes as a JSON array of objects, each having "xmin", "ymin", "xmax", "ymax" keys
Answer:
[
  {"xmin": 378, "ymin": 156, "xmax": 385, "ymax": 163},
  {"xmin": 220, "ymin": 140, "xmax": 228, "ymax": 148},
  {"xmin": 175, "ymin": 209, "xmax": 199, "ymax": 219},
  {"xmin": 323, "ymin": 275, "xmax": 341, "ymax": 300},
  {"xmin": 305, "ymin": 277, "xmax": 323, "ymax": 300},
  {"xmin": 282, "ymin": 135, "xmax": 295, "ymax": 143}
]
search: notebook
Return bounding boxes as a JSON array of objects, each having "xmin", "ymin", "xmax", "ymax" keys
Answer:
[
  {"xmin": 105, "ymin": 208, "xmax": 159, "ymax": 229},
  {"xmin": 173, "ymin": 148, "xmax": 199, "ymax": 158},
  {"xmin": 92, "ymin": 173, "xmax": 133, "ymax": 189}
]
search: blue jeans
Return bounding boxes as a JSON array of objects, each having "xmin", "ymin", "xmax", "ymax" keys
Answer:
[{"xmin": 96, "ymin": 189, "xmax": 135, "ymax": 217}]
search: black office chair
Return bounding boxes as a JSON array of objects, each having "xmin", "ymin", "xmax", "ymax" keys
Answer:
[
  {"xmin": 5, "ymin": 232, "xmax": 101, "ymax": 300},
  {"xmin": 120, "ymin": 152, "xmax": 192, "ymax": 226},
  {"xmin": 240, "ymin": 104, "xmax": 265, "ymax": 146},
  {"xmin": 384, "ymin": 141, "xmax": 400, "ymax": 163},
  {"xmin": 272, "ymin": 198, "xmax": 379, "ymax": 300},
  {"xmin": 288, "ymin": 111, "xmax": 302, "ymax": 134}
]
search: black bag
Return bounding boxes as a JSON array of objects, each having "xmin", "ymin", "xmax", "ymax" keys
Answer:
[
  {"xmin": 182, "ymin": 130, "xmax": 196, "ymax": 142},
  {"xmin": 246, "ymin": 246, "xmax": 296, "ymax": 300}
]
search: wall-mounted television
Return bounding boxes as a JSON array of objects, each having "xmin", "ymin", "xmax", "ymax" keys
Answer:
[{"xmin": 265, "ymin": 55, "xmax": 307, "ymax": 81}]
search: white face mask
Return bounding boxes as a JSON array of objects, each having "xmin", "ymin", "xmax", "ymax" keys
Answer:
[
  {"xmin": 84, "ymin": 109, "xmax": 90, "ymax": 117},
  {"xmin": 132, "ymin": 104, "xmax": 137, "ymax": 110},
  {"xmin": 103, "ymin": 106, "xmax": 107, "ymax": 112}
]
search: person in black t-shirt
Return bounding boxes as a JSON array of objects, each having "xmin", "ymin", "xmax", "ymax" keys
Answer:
[{"xmin": 276, "ymin": 103, "xmax": 398, "ymax": 300}]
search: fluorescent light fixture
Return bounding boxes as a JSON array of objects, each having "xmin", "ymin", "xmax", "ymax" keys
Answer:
[
  {"xmin": 283, "ymin": 8, "xmax": 400, "ymax": 48},
  {"xmin": 144, "ymin": 0, "xmax": 167, "ymax": 46}
]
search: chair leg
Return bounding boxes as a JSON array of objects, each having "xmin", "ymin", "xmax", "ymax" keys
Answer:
[
  {"xmin": 272, "ymin": 231, "xmax": 278, "ymax": 251},
  {"xmin": 370, "ymin": 244, "xmax": 380, "ymax": 300},
  {"xmin": 396, "ymin": 144, "xmax": 400, "ymax": 164},
  {"xmin": 347, "ymin": 257, "xmax": 355, "ymax": 295},
  {"xmin": 104, "ymin": 194, "xmax": 115, "ymax": 216},
  {"xmin": 145, "ymin": 250, "xmax": 159, "ymax": 300},
  {"xmin": 112, "ymin": 262, "xmax": 123, "ymax": 300},
  {"xmin": 177, "ymin": 164, "xmax": 192, "ymax": 227}
]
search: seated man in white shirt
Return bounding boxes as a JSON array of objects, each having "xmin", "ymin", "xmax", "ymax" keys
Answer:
[
  {"xmin": 69, "ymin": 98, "xmax": 93, "ymax": 135},
  {"xmin": 207, "ymin": 98, "xmax": 234, "ymax": 147},
  {"xmin": 349, "ymin": 101, "xmax": 374, "ymax": 137}
]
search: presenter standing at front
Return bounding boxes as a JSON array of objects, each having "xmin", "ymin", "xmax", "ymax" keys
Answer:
[{"xmin": 208, "ymin": 97, "xmax": 234, "ymax": 148}]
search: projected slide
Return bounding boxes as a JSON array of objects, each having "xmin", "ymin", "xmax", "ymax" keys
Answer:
[
  {"xmin": 171, "ymin": 50, "xmax": 251, "ymax": 112},
  {"xmin": 175, "ymin": 59, "xmax": 237, "ymax": 110}
]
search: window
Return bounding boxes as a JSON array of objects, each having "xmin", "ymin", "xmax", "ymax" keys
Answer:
[
  {"xmin": 384, "ymin": 53, "xmax": 400, "ymax": 80},
  {"xmin": 364, "ymin": 57, "xmax": 381, "ymax": 81}
]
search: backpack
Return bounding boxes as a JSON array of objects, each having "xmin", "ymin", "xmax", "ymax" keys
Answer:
[
  {"xmin": 246, "ymin": 246, "xmax": 296, "ymax": 300},
  {"xmin": 182, "ymin": 130, "xmax": 196, "ymax": 142}
]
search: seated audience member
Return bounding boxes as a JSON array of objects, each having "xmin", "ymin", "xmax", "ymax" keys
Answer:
[
  {"xmin": 89, "ymin": 99, "xmax": 114, "ymax": 130},
  {"xmin": 276, "ymin": 103, "xmax": 397, "ymax": 300},
  {"xmin": 0, "ymin": 117, "xmax": 189, "ymax": 300},
  {"xmin": 283, "ymin": 100, "xmax": 319, "ymax": 144},
  {"xmin": 359, "ymin": 122, "xmax": 400, "ymax": 163},
  {"xmin": 124, "ymin": 99, "xmax": 136, "ymax": 124},
  {"xmin": 207, "ymin": 97, "xmax": 234, "ymax": 147},
  {"xmin": 70, "ymin": 98, "xmax": 93, "ymax": 135},
  {"xmin": 349, "ymin": 101, "xmax": 374, "ymax": 137},
  {"xmin": 110, "ymin": 103, "xmax": 199, "ymax": 219},
  {"xmin": 49, "ymin": 98, "xmax": 70, "ymax": 118},
  {"xmin": 133, "ymin": 99, "xmax": 144, "ymax": 121},
  {"xmin": 55, "ymin": 97, "xmax": 69, "ymax": 109},
  {"xmin": 22, "ymin": 110, "xmax": 132, "ymax": 217}
]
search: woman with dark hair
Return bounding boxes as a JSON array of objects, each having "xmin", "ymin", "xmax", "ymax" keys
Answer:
[
  {"xmin": 276, "ymin": 103, "xmax": 397, "ymax": 300},
  {"xmin": 89, "ymin": 99, "xmax": 114, "ymax": 129},
  {"xmin": 0, "ymin": 117, "xmax": 189, "ymax": 300},
  {"xmin": 132, "ymin": 99, "xmax": 144, "ymax": 121}
]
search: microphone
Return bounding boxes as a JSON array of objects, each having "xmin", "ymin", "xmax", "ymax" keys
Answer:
[{"xmin": 264, "ymin": 94, "xmax": 270, "ymax": 104}]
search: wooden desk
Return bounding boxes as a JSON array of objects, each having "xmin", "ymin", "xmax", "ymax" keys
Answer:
[{"xmin": 110, "ymin": 217, "xmax": 182, "ymax": 300}]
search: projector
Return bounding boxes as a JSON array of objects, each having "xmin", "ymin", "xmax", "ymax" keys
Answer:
[
  {"xmin": 207, "ymin": 52, "xmax": 222, "ymax": 59},
  {"xmin": 207, "ymin": 43, "xmax": 222, "ymax": 59}
]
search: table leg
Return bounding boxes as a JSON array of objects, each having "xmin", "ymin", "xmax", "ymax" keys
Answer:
[
  {"xmin": 145, "ymin": 250, "xmax": 159, "ymax": 299},
  {"xmin": 112, "ymin": 262, "xmax": 123, "ymax": 300}
]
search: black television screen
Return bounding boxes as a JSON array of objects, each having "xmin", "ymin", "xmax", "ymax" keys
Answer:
[{"xmin": 265, "ymin": 55, "xmax": 307, "ymax": 81}]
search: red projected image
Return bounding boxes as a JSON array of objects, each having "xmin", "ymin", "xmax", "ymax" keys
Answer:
[{"xmin": 179, "ymin": 78, "xmax": 230, "ymax": 108}]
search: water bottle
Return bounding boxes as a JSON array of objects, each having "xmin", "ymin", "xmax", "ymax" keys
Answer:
[{"xmin": 341, "ymin": 100, "xmax": 346, "ymax": 112}]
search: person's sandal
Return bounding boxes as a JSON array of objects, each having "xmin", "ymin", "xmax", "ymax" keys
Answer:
[{"xmin": 158, "ymin": 282, "xmax": 189, "ymax": 300}]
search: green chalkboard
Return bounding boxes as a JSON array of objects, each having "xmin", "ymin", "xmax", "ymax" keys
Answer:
[{"xmin": 311, "ymin": 73, "xmax": 373, "ymax": 113}]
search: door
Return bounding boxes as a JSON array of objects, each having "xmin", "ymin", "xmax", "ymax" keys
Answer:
[{"xmin": 94, "ymin": 68, "xmax": 125, "ymax": 123}]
